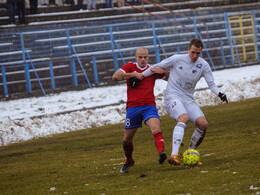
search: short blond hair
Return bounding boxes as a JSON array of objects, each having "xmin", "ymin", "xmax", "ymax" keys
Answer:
[{"xmin": 136, "ymin": 47, "xmax": 149, "ymax": 56}]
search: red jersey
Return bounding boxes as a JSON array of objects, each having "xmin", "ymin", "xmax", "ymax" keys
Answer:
[{"xmin": 120, "ymin": 62, "xmax": 164, "ymax": 108}]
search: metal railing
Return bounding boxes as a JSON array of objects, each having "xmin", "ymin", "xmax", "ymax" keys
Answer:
[
  {"xmin": 0, "ymin": 10, "xmax": 259, "ymax": 97},
  {"xmin": 224, "ymin": 11, "xmax": 260, "ymax": 67}
]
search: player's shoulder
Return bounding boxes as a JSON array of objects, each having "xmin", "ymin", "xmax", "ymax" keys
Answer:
[
  {"xmin": 197, "ymin": 57, "xmax": 210, "ymax": 68},
  {"xmin": 125, "ymin": 62, "xmax": 136, "ymax": 66},
  {"xmin": 121, "ymin": 62, "xmax": 136, "ymax": 69},
  {"xmin": 170, "ymin": 54, "xmax": 186, "ymax": 62},
  {"xmin": 174, "ymin": 54, "xmax": 185, "ymax": 58},
  {"xmin": 175, "ymin": 54, "xmax": 185, "ymax": 57},
  {"xmin": 198, "ymin": 57, "xmax": 208, "ymax": 63}
]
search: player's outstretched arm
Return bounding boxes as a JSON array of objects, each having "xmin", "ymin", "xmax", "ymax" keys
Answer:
[
  {"xmin": 151, "ymin": 67, "xmax": 169, "ymax": 81},
  {"xmin": 151, "ymin": 66, "xmax": 167, "ymax": 74},
  {"xmin": 142, "ymin": 56, "xmax": 173, "ymax": 78},
  {"xmin": 141, "ymin": 67, "xmax": 154, "ymax": 78}
]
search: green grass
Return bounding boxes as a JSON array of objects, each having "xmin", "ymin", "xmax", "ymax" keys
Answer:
[{"xmin": 0, "ymin": 97, "xmax": 260, "ymax": 195}]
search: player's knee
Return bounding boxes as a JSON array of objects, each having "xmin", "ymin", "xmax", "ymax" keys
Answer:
[
  {"xmin": 177, "ymin": 114, "xmax": 189, "ymax": 124},
  {"xmin": 152, "ymin": 129, "xmax": 162, "ymax": 135},
  {"xmin": 197, "ymin": 119, "xmax": 208, "ymax": 131},
  {"xmin": 123, "ymin": 140, "xmax": 130, "ymax": 147}
]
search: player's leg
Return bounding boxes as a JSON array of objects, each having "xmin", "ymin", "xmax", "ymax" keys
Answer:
[
  {"xmin": 164, "ymin": 97, "xmax": 189, "ymax": 165},
  {"xmin": 173, "ymin": 113, "xmax": 189, "ymax": 154},
  {"xmin": 145, "ymin": 118, "xmax": 167, "ymax": 164},
  {"xmin": 120, "ymin": 107, "xmax": 142, "ymax": 173},
  {"xmin": 187, "ymin": 102, "xmax": 207, "ymax": 149},
  {"xmin": 165, "ymin": 97, "xmax": 188, "ymax": 155},
  {"xmin": 146, "ymin": 118, "xmax": 165, "ymax": 152},
  {"xmin": 189, "ymin": 117, "xmax": 207, "ymax": 149},
  {"xmin": 123, "ymin": 128, "xmax": 137, "ymax": 164},
  {"xmin": 167, "ymin": 114, "xmax": 188, "ymax": 166},
  {"xmin": 143, "ymin": 106, "xmax": 167, "ymax": 164},
  {"xmin": 120, "ymin": 128, "xmax": 137, "ymax": 173}
]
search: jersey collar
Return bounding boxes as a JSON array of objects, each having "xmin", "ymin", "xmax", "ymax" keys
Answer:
[
  {"xmin": 187, "ymin": 54, "xmax": 199, "ymax": 65},
  {"xmin": 136, "ymin": 63, "xmax": 148, "ymax": 70}
]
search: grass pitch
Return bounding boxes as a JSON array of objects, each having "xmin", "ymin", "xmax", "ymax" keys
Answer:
[{"xmin": 0, "ymin": 97, "xmax": 259, "ymax": 195}]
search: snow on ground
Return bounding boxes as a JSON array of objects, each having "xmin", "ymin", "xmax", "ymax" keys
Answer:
[{"xmin": 0, "ymin": 64, "xmax": 260, "ymax": 146}]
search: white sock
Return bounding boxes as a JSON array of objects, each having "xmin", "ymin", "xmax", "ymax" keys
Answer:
[
  {"xmin": 171, "ymin": 122, "xmax": 186, "ymax": 156},
  {"xmin": 189, "ymin": 128, "xmax": 206, "ymax": 149}
]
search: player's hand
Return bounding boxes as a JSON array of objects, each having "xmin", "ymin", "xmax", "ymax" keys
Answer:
[
  {"xmin": 218, "ymin": 92, "xmax": 228, "ymax": 103},
  {"xmin": 134, "ymin": 72, "xmax": 144, "ymax": 80},
  {"xmin": 128, "ymin": 77, "xmax": 141, "ymax": 88}
]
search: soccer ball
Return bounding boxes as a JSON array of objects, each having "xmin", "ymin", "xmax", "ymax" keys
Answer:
[{"xmin": 182, "ymin": 149, "xmax": 200, "ymax": 166}]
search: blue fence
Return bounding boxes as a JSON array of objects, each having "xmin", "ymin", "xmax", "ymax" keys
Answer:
[{"xmin": 0, "ymin": 10, "xmax": 260, "ymax": 97}]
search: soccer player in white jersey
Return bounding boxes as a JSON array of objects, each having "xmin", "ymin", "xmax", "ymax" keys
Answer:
[{"xmin": 136, "ymin": 38, "xmax": 228, "ymax": 166}]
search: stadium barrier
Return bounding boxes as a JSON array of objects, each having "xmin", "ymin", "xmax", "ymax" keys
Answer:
[{"xmin": 0, "ymin": 10, "xmax": 259, "ymax": 97}]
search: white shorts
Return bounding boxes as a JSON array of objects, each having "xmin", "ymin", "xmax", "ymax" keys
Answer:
[{"xmin": 164, "ymin": 96, "xmax": 205, "ymax": 124}]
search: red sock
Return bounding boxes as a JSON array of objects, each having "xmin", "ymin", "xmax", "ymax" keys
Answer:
[
  {"xmin": 123, "ymin": 141, "xmax": 133, "ymax": 164},
  {"xmin": 153, "ymin": 131, "xmax": 165, "ymax": 154}
]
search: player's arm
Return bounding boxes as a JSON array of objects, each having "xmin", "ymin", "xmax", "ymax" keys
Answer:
[
  {"xmin": 139, "ymin": 56, "xmax": 175, "ymax": 80},
  {"xmin": 151, "ymin": 66, "xmax": 169, "ymax": 81},
  {"xmin": 112, "ymin": 69, "xmax": 139, "ymax": 81},
  {"xmin": 112, "ymin": 69, "xmax": 141, "ymax": 88},
  {"xmin": 204, "ymin": 67, "xmax": 228, "ymax": 103}
]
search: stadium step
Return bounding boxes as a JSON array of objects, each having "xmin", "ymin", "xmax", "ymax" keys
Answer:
[
  {"xmin": 0, "ymin": 0, "xmax": 259, "ymax": 27},
  {"xmin": 0, "ymin": 0, "xmax": 260, "ymax": 98}
]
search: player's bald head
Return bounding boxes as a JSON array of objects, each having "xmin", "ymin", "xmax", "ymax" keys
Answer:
[
  {"xmin": 136, "ymin": 47, "xmax": 149, "ymax": 56},
  {"xmin": 135, "ymin": 47, "xmax": 149, "ymax": 68}
]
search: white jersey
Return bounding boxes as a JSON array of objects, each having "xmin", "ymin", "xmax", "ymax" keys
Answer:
[{"xmin": 143, "ymin": 54, "xmax": 220, "ymax": 101}]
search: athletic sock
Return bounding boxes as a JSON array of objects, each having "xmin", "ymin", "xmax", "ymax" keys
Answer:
[
  {"xmin": 123, "ymin": 141, "xmax": 133, "ymax": 164},
  {"xmin": 189, "ymin": 128, "xmax": 206, "ymax": 149},
  {"xmin": 153, "ymin": 131, "xmax": 165, "ymax": 154},
  {"xmin": 171, "ymin": 122, "xmax": 186, "ymax": 156}
]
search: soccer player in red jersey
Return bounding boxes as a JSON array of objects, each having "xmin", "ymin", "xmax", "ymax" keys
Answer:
[{"xmin": 112, "ymin": 47, "xmax": 169, "ymax": 173}]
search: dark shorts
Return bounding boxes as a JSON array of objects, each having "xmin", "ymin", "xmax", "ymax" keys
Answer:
[{"xmin": 124, "ymin": 105, "xmax": 160, "ymax": 130}]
